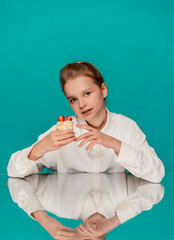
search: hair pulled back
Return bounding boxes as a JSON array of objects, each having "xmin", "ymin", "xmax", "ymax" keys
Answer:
[{"xmin": 60, "ymin": 62, "xmax": 105, "ymax": 93}]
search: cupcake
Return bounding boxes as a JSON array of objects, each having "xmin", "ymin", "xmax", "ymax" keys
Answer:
[{"xmin": 56, "ymin": 115, "xmax": 73, "ymax": 130}]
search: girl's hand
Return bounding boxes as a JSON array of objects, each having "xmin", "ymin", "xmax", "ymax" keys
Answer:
[
  {"xmin": 38, "ymin": 214, "xmax": 76, "ymax": 239},
  {"xmin": 40, "ymin": 129, "xmax": 76, "ymax": 153},
  {"xmin": 28, "ymin": 129, "xmax": 76, "ymax": 160},
  {"xmin": 76, "ymin": 218, "xmax": 110, "ymax": 238},
  {"xmin": 76, "ymin": 215, "xmax": 120, "ymax": 238},
  {"xmin": 32, "ymin": 211, "xmax": 92, "ymax": 240},
  {"xmin": 75, "ymin": 124, "xmax": 121, "ymax": 152}
]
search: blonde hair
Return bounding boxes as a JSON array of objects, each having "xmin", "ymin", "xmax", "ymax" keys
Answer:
[{"xmin": 60, "ymin": 62, "xmax": 106, "ymax": 102}]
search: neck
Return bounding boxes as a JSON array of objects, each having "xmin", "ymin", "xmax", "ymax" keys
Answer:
[{"xmin": 86, "ymin": 107, "xmax": 107, "ymax": 130}]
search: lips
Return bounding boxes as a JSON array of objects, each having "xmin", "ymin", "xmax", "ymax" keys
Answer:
[{"xmin": 82, "ymin": 108, "xmax": 93, "ymax": 114}]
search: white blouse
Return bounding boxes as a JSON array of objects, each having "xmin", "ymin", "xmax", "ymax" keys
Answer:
[
  {"xmin": 7, "ymin": 107, "xmax": 165, "ymax": 182},
  {"xmin": 7, "ymin": 173, "xmax": 164, "ymax": 224}
]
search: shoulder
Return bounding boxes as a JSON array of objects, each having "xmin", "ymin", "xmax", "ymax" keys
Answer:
[
  {"xmin": 109, "ymin": 111, "xmax": 144, "ymax": 140},
  {"xmin": 109, "ymin": 110, "xmax": 141, "ymax": 135},
  {"xmin": 109, "ymin": 110, "xmax": 136, "ymax": 127}
]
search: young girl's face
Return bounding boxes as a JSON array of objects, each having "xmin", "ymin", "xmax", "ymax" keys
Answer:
[{"xmin": 64, "ymin": 76, "xmax": 107, "ymax": 120}]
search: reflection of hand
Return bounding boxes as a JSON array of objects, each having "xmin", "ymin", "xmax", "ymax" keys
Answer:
[
  {"xmin": 75, "ymin": 124, "xmax": 121, "ymax": 151},
  {"xmin": 76, "ymin": 215, "xmax": 120, "ymax": 238},
  {"xmin": 32, "ymin": 211, "xmax": 95, "ymax": 240},
  {"xmin": 39, "ymin": 215, "xmax": 76, "ymax": 239}
]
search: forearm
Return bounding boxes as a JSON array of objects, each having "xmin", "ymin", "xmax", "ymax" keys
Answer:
[
  {"xmin": 32, "ymin": 210, "xmax": 66, "ymax": 239},
  {"xmin": 28, "ymin": 143, "xmax": 45, "ymax": 161},
  {"xmin": 114, "ymin": 182, "xmax": 164, "ymax": 224},
  {"xmin": 109, "ymin": 214, "xmax": 121, "ymax": 228},
  {"xmin": 110, "ymin": 137, "xmax": 122, "ymax": 155},
  {"xmin": 32, "ymin": 210, "xmax": 48, "ymax": 222}
]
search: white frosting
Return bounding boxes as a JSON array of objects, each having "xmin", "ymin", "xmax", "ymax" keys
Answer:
[{"xmin": 56, "ymin": 120, "xmax": 73, "ymax": 130}]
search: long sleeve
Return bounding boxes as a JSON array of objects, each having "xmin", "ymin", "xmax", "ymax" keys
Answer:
[
  {"xmin": 114, "ymin": 180, "xmax": 164, "ymax": 224},
  {"xmin": 8, "ymin": 176, "xmax": 45, "ymax": 221},
  {"xmin": 7, "ymin": 143, "xmax": 43, "ymax": 178},
  {"xmin": 116, "ymin": 121, "xmax": 165, "ymax": 183},
  {"xmin": 7, "ymin": 126, "xmax": 56, "ymax": 178}
]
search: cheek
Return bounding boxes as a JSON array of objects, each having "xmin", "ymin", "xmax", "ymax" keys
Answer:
[
  {"xmin": 90, "ymin": 92, "xmax": 99, "ymax": 101},
  {"xmin": 93, "ymin": 92, "xmax": 103, "ymax": 102},
  {"xmin": 70, "ymin": 103, "xmax": 78, "ymax": 112}
]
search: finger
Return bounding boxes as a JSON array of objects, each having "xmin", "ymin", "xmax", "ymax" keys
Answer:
[
  {"xmin": 76, "ymin": 227, "xmax": 86, "ymax": 235},
  {"xmin": 58, "ymin": 230, "xmax": 76, "ymax": 237},
  {"xmin": 78, "ymin": 136, "xmax": 96, "ymax": 148},
  {"xmin": 64, "ymin": 227, "xmax": 76, "ymax": 232},
  {"xmin": 75, "ymin": 230, "xmax": 91, "ymax": 239},
  {"xmin": 58, "ymin": 136, "xmax": 76, "ymax": 146},
  {"xmin": 76, "ymin": 124, "xmax": 96, "ymax": 131},
  {"xmin": 83, "ymin": 223, "xmax": 96, "ymax": 235},
  {"xmin": 86, "ymin": 223, "xmax": 96, "ymax": 233},
  {"xmin": 85, "ymin": 219, "xmax": 95, "ymax": 224},
  {"xmin": 55, "ymin": 129, "xmax": 74, "ymax": 134},
  {"xmin": 86, "ymin": 140, "xmax": 99, "ymax": 151},
  {"xmin": 55, "ymin": 130, "xmax": 75, "ymax": 137},
  {"xmin": 54, "ymin": 234, "xmax": 75, "ymax": 240},
  {"xmin": 74, "ymin": 132, "xmax": 93, "ymax": 142},
  {"xmin": 79, "ymin": 224, "xmax": 93, "ymax": 235},
  {"xmin": 85, "ymin": 219, "xmax": 92, "ymax": 223},
  {"xmin": 57, "ymin": 132, "xmax": 76, "ymax": 141}
]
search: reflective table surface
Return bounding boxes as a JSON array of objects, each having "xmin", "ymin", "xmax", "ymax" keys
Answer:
[{"xmin": 0, "ymin": 172, "xmax": 173, "ymax": 240}]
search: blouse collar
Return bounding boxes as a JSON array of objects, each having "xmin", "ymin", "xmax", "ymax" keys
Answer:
[{"xmin": 76, "ymin": 107, "xmax": 110, "ymax": 133}]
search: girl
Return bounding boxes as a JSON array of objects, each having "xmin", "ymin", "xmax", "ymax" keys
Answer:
[{"xmin": 7, "ymin": 62, "xmax": 165, "ymax": 182}]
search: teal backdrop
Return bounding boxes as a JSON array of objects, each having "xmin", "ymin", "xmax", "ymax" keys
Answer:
[{"xmin": 0, "ymin": 0, "xmax": 173, "ymax": 174}]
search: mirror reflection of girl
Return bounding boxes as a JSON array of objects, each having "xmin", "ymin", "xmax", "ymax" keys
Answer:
[
  {"xmin": 7, "ymin": 62, "xmax": 165, "ymax": 182},
  {"xmin": 8, "ymin": 171, "xmax": 164, "ymax": 240}
]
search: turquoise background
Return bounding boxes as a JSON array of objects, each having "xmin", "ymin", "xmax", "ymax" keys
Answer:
[{"xmin": 1, "ymin": 0, "xmax": 174, "ymax": 173}]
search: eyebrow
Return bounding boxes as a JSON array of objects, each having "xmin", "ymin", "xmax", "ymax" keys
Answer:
[{"xmin": 67, "ymin": 88, "xmax": 92, "ymax": 99}]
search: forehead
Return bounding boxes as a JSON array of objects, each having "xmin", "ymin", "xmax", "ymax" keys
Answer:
[{"xmin": 64, "ymin": 76, "xmax": 98, "ymax": 97}]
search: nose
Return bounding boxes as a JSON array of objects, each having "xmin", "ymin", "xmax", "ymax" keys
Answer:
[{"xmin": 79, "ymin": 98, "xmax": 87, "ymax": 109}]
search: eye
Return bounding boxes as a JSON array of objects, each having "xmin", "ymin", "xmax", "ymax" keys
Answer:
[
  {"xmin": 84, "ymin": 92, "xmax": 91, "ymax": 96},
  {"xmin": 70, "ymin": 98, "xmax": 76, "ymax": 103}
]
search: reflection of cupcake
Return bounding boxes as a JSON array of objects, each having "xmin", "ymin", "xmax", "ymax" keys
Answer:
[{"xmin": 56, "ymin": 115, "xmax": 73, "ymax": 130}]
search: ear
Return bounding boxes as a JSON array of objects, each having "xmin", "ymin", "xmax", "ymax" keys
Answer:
[{"xmin": 101, "ymin": 82, "xmax": 107, "ymax": 98}]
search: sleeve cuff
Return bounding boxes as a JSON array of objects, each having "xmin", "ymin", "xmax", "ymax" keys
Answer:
[
  {"xmin": 18, "ymin": 195, "xmax": 45, "ymax": 221},
  {"xmin": 116, "ymin": 142, "xmax": 165, "ymax": 183},
  {"xmin": 7, "ymin": 145, "xmax": 40, "ymax": 178},
  {"xmin": 117, "ymin": 142, "xmax": 138, "ymax": 169},
  {"xmin": 114, "ymin": 199, "xmax": 136, "ymax": 224}
]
